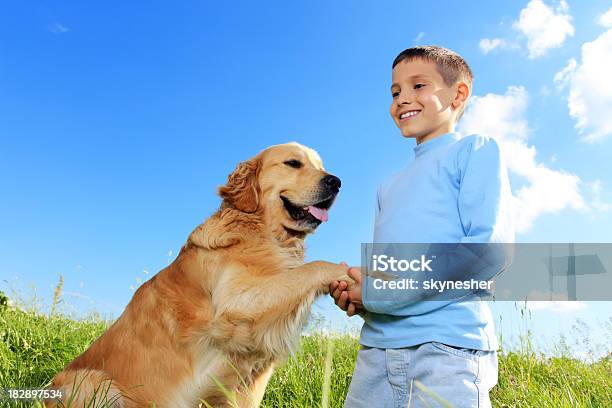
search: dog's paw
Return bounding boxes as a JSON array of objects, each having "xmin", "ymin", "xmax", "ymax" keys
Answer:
[
  {"xmin": 334, "ymin": 274, "xmax": 355, "ymax": 285},
  {"xmin": 320, "ymin": 273, "xmax": 355, "ymax": 294}
]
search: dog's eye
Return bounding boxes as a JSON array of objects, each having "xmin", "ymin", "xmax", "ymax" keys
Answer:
[{"xmin": 284, "ymin": 160, "xmax": 302, "ymax": 169}]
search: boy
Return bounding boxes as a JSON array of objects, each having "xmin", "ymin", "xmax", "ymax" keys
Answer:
[{"xmin": 330, "ymin": 46, "xmax": 514, "ymax": 407}]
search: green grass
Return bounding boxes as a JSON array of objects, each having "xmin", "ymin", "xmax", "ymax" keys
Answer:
[
  {"xmin": 0, "ymin": 291, "xmax": 610, "ymax": 407},
  {"xmin": 262, "ymin": 334, "xmax": 358, "ymax": 407},
  {"xmin": 0, "ymin": 298, "xmax": 109, "ymax": 407}
]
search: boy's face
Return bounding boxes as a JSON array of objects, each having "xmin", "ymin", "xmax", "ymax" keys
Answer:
[{"xmin": 390, "ymin": 58, "xmax": 465, "ymax": 144}]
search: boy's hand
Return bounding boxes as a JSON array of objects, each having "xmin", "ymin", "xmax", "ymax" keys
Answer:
[
  {"xmin": 329, "ymin": 265, "xmax": 364, "ymax": 317},
  {"xmin": 345, "ymin": 267, "xmax": 363, "ymax": 306}
]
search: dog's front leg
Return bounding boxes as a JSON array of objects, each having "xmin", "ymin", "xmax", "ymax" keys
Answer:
[
  {"xmin": 209, "ymin": 261, "xmax": 352, "ymax": 351},
  {"xmin": 295, "ymin": 260, "xmax": 354, "ymax": 293}
]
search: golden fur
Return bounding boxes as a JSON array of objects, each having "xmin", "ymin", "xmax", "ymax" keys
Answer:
[{"xmin": 45, "ymin": 142, "xmax": 351, "ymax": 407}]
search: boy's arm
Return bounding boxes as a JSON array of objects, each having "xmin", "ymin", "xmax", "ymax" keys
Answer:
[
  {"xmin": 362, "ymin": 136, "xmax": 514, "ymax": 316},
  {"xmin": 458, "ymin": 136, "xmax": 515, "ymax": 244}
]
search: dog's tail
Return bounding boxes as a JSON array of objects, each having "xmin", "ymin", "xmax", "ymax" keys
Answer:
[{"xmin": 44, "ymin": 369, "xmax": 127, "ymax": 408}]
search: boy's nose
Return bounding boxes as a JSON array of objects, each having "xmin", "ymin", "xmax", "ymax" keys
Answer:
[{"xmin": 398, "ymin": 94, "xmax": 412, "ymax": 105}]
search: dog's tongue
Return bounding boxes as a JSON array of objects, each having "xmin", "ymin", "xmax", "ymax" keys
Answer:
[{"xmin": 305, "ymin": 205, "xmax": 329, "ymax": 222}]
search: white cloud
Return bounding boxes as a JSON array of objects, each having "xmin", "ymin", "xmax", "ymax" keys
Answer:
[
  {"xmin": 539, "ymin": 84, "xmax": 551, "ymax": 97},
  {"xmin": 586, "ymin": 180, "xmax": 612, "ymax": 212},
  {"xmin": 481, "ymin": 1, "xmax": 574, "ymax": 58},
  {"xmin": 459, "ymin": 86, "xmax": 530, "ymax": 144},
  {"xmin": 459, "ymin": 86, "xmax": 587, "ymax": 233},
  {"xmin": 554, "ymin": 29, "xmax": 612, "ymax": 142},
  {"xmin": 49, "ymin": 22, "xmax": 69, "ymax": 34},
  {"xmin": 413, "ymin": 32, "xmax": 426, "ymax": 43},
  {"xmin": 479, "ymin": 38, "xmax": 507, "ymax": 54},
  {"xmin": 513, "ymin": 0, "xmax": 575, "ymax": 58},
  {"xmin": 526, "ymin": 301, "xmax": 587, "ymax": 313},
  {"xmin": 553, "ymin": 58, "xmax": 577, "ymax": 90},
  {"xmin": 512, "ymin": 164, "xmax": 584, "ymax": 232},
  {"xmin": 598, "ymin": 7, "xmax": 612, "ymax": 28}
]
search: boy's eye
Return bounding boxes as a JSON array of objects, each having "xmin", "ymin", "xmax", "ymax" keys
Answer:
[
  {"xmin": 284, "ymin": 159, "xmax": 302, "ymax": 169},
  {"xmin": 391, "ymin": 91, "xmax": 400, "ymax": 98},
  {"xmin": 414, "ymin": 83, "xmax": 426, "ymax": 89}
]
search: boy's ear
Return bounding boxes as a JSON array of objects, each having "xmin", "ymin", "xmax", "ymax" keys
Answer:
[{"xmin": 452, "ymin": 81, "xmax": 470, "ymax": 111}]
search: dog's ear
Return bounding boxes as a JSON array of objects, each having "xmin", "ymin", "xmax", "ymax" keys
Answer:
[{"xmin": 218, "ymin": 157, "xmax": 261, "ymax": 213}]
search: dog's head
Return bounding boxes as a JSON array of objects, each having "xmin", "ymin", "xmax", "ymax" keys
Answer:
[{"xmin": 219, "ymin": 142, "xmax": 340, "ymax": 234}]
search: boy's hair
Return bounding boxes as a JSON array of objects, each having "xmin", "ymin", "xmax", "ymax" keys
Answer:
[{"xmin": 392, "ymin": 45, "xmax": 473, "ymax": 120}]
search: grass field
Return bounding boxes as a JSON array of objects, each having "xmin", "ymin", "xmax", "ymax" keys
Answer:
[{"xmin": 0, "ymin": 290, "xmax": 610, "ymax": 407}]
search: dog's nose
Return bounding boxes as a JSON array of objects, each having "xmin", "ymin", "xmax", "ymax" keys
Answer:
[{"xmin": 322, "ymin": 174, "xmax": 341, "ymax": 190}]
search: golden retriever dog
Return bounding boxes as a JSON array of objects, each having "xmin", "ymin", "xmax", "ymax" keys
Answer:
[{"xmin": 46, "ymin": 142, "xmax": 352, "ymax": 408}]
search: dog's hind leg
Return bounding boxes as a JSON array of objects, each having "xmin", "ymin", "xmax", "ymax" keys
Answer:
[
  {"xmin": 235, "ymin": 365, "xmax": 274, "ymax": 408},
  {"xmin": 45, "ymin": 369, "xmax": 127, "ymax": 408}
]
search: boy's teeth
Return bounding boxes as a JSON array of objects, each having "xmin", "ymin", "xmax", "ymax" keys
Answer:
[{"xmin": 400, "ymin": 111, "xmax": 419, "ymax": 119}]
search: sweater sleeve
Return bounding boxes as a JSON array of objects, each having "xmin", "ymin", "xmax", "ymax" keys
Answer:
[{"xmin": 458, "ymin": 136, "xmax": 515, "ymax": 244}]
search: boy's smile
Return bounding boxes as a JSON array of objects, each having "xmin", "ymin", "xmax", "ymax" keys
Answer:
[
  {"xmin": 390, "ymin": 58, "xmax": 466, "ymax": 144},
  {"xmin": 399, "ymin": 110, "xmax": 421, "ymax": 121}
]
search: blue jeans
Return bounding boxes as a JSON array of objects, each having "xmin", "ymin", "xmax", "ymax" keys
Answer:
[{"xmin": 345, "ymin": 343, "xmax": 498, "ymax": 408}]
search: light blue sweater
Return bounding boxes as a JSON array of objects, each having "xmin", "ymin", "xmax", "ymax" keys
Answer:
[{"xmin": 360, "ymin": 132, "xmax": 515, "ymax": 350}]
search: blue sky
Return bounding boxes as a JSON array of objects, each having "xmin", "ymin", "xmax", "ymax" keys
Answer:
[{"xmin": 1, "ymin": 1, "xmax": 611, "ymax": 359}]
